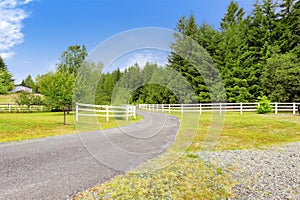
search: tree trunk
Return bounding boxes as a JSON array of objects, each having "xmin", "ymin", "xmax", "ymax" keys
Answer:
[{"xmin": 64, "ymin": 110, "xmax": 67, "ymax": 125}]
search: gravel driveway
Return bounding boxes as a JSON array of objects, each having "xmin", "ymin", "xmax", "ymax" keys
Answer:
[
  {"xmin": 0, "ymin": 111, "xmax": 179, "ymax": 200},
  {"xmin": 198, "ymin": 142, "xmax": 300, "ymax": 199}
]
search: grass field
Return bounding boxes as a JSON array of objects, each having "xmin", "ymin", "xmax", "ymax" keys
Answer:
[
  {"xmin": 186, "ymin": 112, "xmax": 300, "ymax": 151},
  {"xmin": 0, "ymin": 112, "xmax": 142, "ymax": 142},
  {"xmin": 0, "ymin": 94, "xmax": 16, "ymax": 104},
  {"xmin": 74, "ymin": 112, "xmax": 300, "ymax": 199}
]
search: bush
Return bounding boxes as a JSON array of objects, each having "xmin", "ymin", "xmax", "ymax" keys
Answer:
[
  {"xmin": 257, "ymin": 96, "xmax": 273, "ymax": 114},
  {"xmin": 15, "ymin": 92, "xmax": 44, "ymax": 112}
]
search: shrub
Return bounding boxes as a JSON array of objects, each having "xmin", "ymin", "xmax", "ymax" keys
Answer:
[{"xmin": 257, "ymin": 96, "xmax": 273, "ymax": 114}]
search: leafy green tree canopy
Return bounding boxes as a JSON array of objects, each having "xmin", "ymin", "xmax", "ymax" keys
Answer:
[
  {"xmin": 57, "ymin": 45, "xmax": 87, "ymax": 75},
  {"xmin": 15, "ymin": 92, "xmax": 43, "ymax": 111},
  {"xmin": 37, "ymin": 71, "xmax": 74, "ymax": 111}
]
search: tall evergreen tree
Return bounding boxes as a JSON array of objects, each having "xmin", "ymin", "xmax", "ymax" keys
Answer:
[
  {"xmin": 21, "ymin": 75, "xmax": 36, "ymax": 92},
  {"xmin": 0, "ymin": 56, "xmax": 7, "ymax": 71},
  {"xmin": 168, "ymin": 14, "xmax": 212, "ymax": 102},
  {"xmin": 0, "ymin": 56, "xmax": 14, "ymax": 94},
  {"xmin": 214, "ymin": 1, "xmax": 254, "ymax": 102},
  {"xmin": 262, "ymin": 52, "xmax": 300, "ymax": 101},
  {"xmin": 220, "ymin": 0, "xmax": 245, "ymax": 30},
  {"xmin": 277, "ymin": 0, "xmax": 299, "ymax": 53},
  {"xmin": 197, "ymin": 23, "xmax": 221, "ymax": 57}
]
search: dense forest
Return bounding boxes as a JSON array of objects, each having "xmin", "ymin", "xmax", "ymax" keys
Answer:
[
  {"xmin": 96, "ymin": 0, "xmax": 300, "ymax": 104},
  {"xmin": 1, "ymin": 0, "xmax": 299, "ymax": 109}
]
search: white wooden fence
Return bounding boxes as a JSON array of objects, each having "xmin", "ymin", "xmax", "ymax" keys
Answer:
[
  {"xmin": 0, "ymin": 104, "xmax": 44, "ymax": 112},
  {"xmin": 75, "ymin": 103, "xmax": 136, "ymax": 122},
  {"xmin": 139, "ymin": 102, "xmax": 300, "ymax": 115}
]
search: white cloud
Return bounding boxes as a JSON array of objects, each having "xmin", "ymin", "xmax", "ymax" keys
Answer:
[
  {"xmin": 0, "ymin": 51, "xmax": 15, "ymax": 59},
  {"xmin": 0, "ymin": 0, "xmax": 32, "ymax": 59}
]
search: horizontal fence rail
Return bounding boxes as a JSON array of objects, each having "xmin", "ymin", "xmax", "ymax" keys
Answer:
[
  {"xmin": 75, "ymin": 103, "xmax": 136, "ymax": 122},
  {"xmin": 139, "ymin": 102, "xmax": 300, "ymax": 115},
  {"xmin": 0, "ymin": 104, "xmax": 45, "ymax": 113}
]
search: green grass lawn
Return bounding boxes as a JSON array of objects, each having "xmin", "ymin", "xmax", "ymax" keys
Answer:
[
  {"xmin": 0, "ymin": 112, "xmax": 75, "ymax": 142},
  {"xmin": 189, "ymin": 112, "xmax": 300, "ymax": 151},
  {"xmin": 73, "ymin": 111, "xmax": 300, "ymax": 199},
  {"xmin": 0, "ymin": 112, "xmax": 142, "ymax": 142}
]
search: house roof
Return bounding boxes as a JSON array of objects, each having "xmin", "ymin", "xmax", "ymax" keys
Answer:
[{"xmin": 9, "ymin": 85, "xmax": 33, "ymax": 93}]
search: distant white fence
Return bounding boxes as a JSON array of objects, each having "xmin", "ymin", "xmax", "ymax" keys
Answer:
[
  {"xmin": 75, "ymin": 103, "xmax": 136, "ymax": 122},
  {"xmin": 139, "ymin": 102, "xmax": 300, "ymax": 115},
  {"xmin": 0, "ymin": 104, "xmax": 44, "ymax": 113}
]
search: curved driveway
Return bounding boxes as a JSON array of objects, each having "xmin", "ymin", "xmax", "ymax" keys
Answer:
[{"xmin": 0, "ymin": 111, "xmax": 179, "ymax": 199}]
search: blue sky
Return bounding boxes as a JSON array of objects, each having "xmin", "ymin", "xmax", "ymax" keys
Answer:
[{"xmin": 0, "ymin": 0, "xmax": 255, "ymax": 83}]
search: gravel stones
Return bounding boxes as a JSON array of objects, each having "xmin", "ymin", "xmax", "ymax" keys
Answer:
[{"xmin": 198, "ymin": 142, "xmax": 300, "ymax": 199}]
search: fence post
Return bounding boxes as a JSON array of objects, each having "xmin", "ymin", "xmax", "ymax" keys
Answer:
[
  {"xmin": 75, "ymin": 103, "xmax": 79, "ymax": 121},
  {"xmin": 8, "ymin": 104, "xmax": 11, "ymax": 113},
  {"xmin": 133, "ymin": 106, "xmax": 136, "ymax": 119},
  {"xmin": 219, "ymin": 103, "xmax": 222, "ymax": 115},
  {"xmin": 181, "ymin": 104, "xmax": 183, "ymax": 114},
  {"xmin": 275, "ymin": 102, "xmax": 278, "ymax": 114},
  {"xmin": 126, "ymin": 105, "xmax": 129, "ymax": 121},
  {"xmin": 169, "ymin": 104, "xmax": 171, "ymax": 114},
  {"xmin": 162, "ymin": 104, "xmax": 164, "ymax": 112},
  {"xmin": 240, "ymin": 102, "xmax": 243, "ymax": 115},
  {"xmin": 200, "ymin": 104, "xmax": 202, "ymax": 115},
  {"xmin": 293, "ymin": 102, "xmax": 296, "ymax": 115},
  {"xmin": 106, "ymin": 105, "xmax": 109, "ymax": 122}
]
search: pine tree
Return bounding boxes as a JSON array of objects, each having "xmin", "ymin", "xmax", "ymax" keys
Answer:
[
  {"xmin": 0, "ymin": 56, "xmax": 14, "ymax": 94},
  {"xmin": 21, "ymin": 75, "xmax": 36, "ymax": 92},
  {"xmin": 197, "ymin": 23, "xmax": 221, "ymax": 57},
  {"xmin": 262, "ymin": 52, "xmax": 300, "ymax": 101},
  {"xmin": 168, "ymin": 14, "xmax": 212, "ymax": 102},
  {"xmin": 0, "ymin": 56, "xmax": 7, "ymax": 71},
  {"xmin": 214, "ymin": 1, "xmax": 255, "ymax": 102}
]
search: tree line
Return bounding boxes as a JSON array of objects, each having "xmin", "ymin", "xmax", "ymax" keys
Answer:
[
  {"xmin": 168, "ymin": 0, "xmax": 300, "ymax": 103},
  {"xmin": 97, "ymin": 0, "xmax": 300, "ymax": 104},
  {"xmin": 0, "ymin": 0, "xmax": 299, "ymax": 111}
]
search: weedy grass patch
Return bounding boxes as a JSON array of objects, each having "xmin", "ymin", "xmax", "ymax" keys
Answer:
[{"xmin": 74, "ymin": 155, "xmax": 234, "ymax": 200}]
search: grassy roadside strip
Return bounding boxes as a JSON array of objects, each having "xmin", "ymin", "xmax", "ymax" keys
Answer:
[
  {"xmin": 0, "ymin": 112, "xmax": 142, "ymax": 142},
  {"xmin": 73, "ymin": 112, "xmax": 300, "ymax": 199},
  {"xmin": 74, "ymin": 155, "xmax": 234, "ymax": 199}
]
